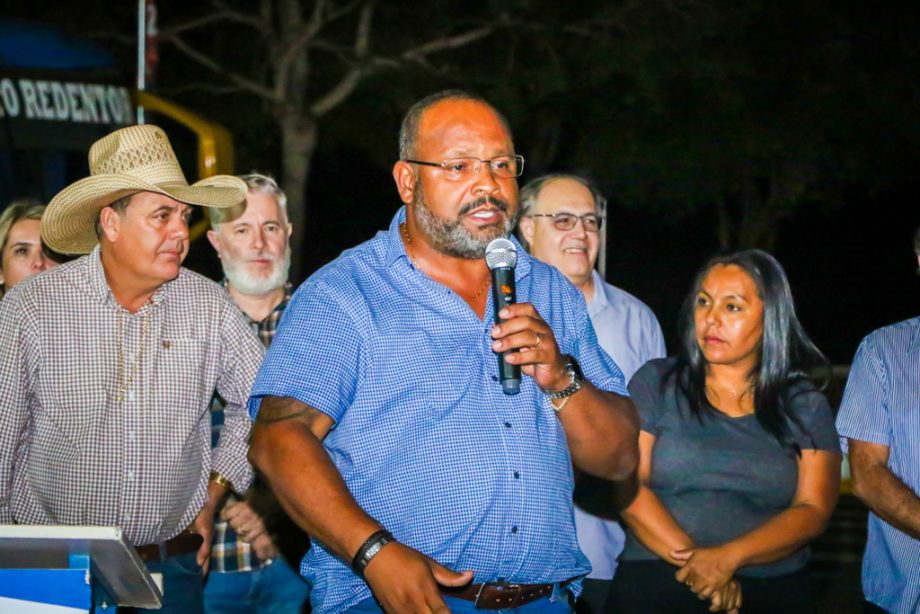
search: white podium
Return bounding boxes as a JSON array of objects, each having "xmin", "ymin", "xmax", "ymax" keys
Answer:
[{"xmin": 0, "ymin": 525, "xmax": 162, "ymax": 613}]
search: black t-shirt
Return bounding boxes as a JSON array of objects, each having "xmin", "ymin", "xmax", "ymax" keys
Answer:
[{"xmin": 622, "ymin": 357, "xmax": 840, "ymax": 576}]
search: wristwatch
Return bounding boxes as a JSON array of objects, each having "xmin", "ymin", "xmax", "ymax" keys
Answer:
[{"xmin": 545, "ymin": 355, "xmax": 584, "ymax": 400}]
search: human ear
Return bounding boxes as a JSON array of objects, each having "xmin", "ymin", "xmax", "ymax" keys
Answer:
[
  {"xmin": 99, "ymin": 207, "xmax": 121, "ymax": 241},
  {"xmin": 206, "ymin": 229, "xmax": 222, "ymax": 256},
  {"xmin": 392, "ymin": 161, "xmax": 418, "ymax": 206},
  {"xmin": 519, "ymin": 215, "xmax": 535, "ymax": 246}
]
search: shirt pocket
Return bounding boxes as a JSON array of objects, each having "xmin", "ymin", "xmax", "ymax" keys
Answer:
[{"xmin": 154, "ymin": 338, "xmax": 208, "ymax": 432}]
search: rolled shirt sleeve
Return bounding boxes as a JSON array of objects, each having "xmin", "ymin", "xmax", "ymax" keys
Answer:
[
  {"xmin": 248, "ymin": 281, "xmax": 364, "ymax": 424},
  {"xmin": 211, "ymin": 299, "xmax": 264, "ymax": 493}
]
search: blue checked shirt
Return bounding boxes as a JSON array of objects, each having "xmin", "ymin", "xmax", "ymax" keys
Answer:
[
  {"xmin": 249, "ymin": 207, "xmax": 627, "ymax": 614},
  {"xmin": 836, "ymin": 316, "xmax": 920, "ymax": 614}
]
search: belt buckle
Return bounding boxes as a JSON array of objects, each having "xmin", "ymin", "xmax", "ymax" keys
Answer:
[{"xmin": 473, "ymin": 583, "xmax": 488, "ymax": 608}]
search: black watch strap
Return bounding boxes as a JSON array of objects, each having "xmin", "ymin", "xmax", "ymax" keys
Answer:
[{"xmin": 351, "ymin": 529, "xmax": 393, "ymax": 577}]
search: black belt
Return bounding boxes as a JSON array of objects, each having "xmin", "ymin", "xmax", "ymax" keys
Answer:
[{"xmin": 135, "ymin": 531, "xmax": 203, "ymax": 563}]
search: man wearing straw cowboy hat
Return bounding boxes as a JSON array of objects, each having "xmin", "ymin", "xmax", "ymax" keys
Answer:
[{"xmin": 0, "ymin": 125, "xmax": 265, "ymax": 613}]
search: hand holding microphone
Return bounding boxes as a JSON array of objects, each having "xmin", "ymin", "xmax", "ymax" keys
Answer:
[{"xmin": 485, "ymin": 239, "xmax": 572, "ymax": 396}]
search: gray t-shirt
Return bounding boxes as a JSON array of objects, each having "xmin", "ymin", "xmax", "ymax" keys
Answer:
[{"xmin": 622, "ymin": 358, "xmax": 840, "ymax": 577}]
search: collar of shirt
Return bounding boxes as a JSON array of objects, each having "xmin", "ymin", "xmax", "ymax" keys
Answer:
[
  {"xmin": 85, "ymin": 245, "xmax": 168, "ymax": 311},
  {"xmin": 220, "ymin": 279, "xmax": 293, "ymax": 325},
  {"xmin": 587, "ymin": 269, "xmax": 608, "ymax": 319}
]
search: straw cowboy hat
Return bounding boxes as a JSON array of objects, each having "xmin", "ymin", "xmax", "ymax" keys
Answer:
[{"xmin": 42, "ymin": 124, "xmax": 247, "ymax": 255}]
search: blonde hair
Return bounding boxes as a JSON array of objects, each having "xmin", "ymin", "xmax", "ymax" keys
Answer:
[
  {"xmin": 0, "ymin": 201, "xmax": 46, "ymax": 253},
  {"xmin": 0, "ymin": 200, "xmax": 47, "ymax": 298}
]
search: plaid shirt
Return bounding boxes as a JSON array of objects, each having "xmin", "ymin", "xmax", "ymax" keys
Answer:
[
  {"xmin": 210, "ymin": 282, "xmax": 292, "ymax": 572},
  {"xmin": 0, "ymin": 247, "xmax": 263, "ymax": 546}
]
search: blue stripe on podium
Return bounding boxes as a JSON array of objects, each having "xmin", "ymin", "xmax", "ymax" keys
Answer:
[{"xmin": 0, "ymin": 568, "xmax": 90, "ymax": 608}]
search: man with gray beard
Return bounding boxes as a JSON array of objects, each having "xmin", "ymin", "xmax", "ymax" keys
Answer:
[{"xmin": 203, "ymin": 174, "xmax": 310, "ymax": 613}]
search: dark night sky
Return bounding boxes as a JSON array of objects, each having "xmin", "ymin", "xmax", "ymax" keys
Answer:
[
  {"xmin": 6, "ymin": 2, "xmax": 920, "ymax": 367},
  {"xmin": 185, "ymin": 139, "xmax": 920, "ymax": 367}
]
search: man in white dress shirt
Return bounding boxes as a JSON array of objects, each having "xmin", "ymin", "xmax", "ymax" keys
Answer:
[{"xmin": 518, "ymin": 173, "xmax": 666, "ymax": 613}]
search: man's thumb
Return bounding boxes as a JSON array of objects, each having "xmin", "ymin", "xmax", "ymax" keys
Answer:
[{"xmin": 430, "ymin": 562, "xmax": 474, "ymax": 588}]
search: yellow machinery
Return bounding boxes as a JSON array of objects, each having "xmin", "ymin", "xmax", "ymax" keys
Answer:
[{"xmin": 135, "ymin": 90, "xmax": 235, "ymax": 241}]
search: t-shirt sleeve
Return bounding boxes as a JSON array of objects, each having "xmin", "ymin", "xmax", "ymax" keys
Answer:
[
  {"xmin": 248, "ymin": 281, "xmax": 363, "ymax": 423},
  {"xmin": 627, "ymin": 360, "xmax": 664, "ymax": 435},
  {"xmin": 836, "ymin": 334, "xmax": 890, "ymax": 453},
  {"xmin": 788, "ymin": 385, "xmax": 840, "ymax": 453}
]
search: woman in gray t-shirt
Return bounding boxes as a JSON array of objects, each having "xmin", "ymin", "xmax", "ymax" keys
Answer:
[{"xmin": 609, "ymin": 249, "xmax": 840, "ymax": 614}]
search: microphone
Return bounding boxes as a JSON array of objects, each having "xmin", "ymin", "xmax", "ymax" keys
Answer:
[{"xmin": 485, "ymin": 238, "xmax": 520, "ymax": 395}]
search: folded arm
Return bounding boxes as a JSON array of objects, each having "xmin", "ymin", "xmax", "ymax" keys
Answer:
[
  {"xmin": 674, "ymin": 449, "xmax": 840, "ymax": 598},
  {"xmin": 619, "ymin": 431, "xmax": 696, "ymax": 564},
  {"xmin": 848, "ymin": 438, "xmax": 920, "ymax": 540}
]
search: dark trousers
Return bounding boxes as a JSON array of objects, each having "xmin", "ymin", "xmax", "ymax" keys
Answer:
[
  {"xmin": 575, "ymin": 579, "xmax": 610, "ymax": 614},
  {"xmin": 607, "ymin": 559, "xmax": 814, "ymax": 614}
]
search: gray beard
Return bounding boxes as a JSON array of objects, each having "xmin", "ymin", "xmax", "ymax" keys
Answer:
[
  {"xmin": 412, "ymin": 189, "xmax": 518, "ymax": 259},
  {"xmin": 223, "ymin": 246, "xmax": 291, "ymax": 296}
]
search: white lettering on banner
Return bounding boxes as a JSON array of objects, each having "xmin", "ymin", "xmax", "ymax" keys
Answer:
[
  {"xmin": 35, "ymin": 81, "xmax": 54, "ymax": 119},
  {"xmin": 0, "ymin": 77, "xmax": 131, "ymax": 125},
  {"xmin": 65, "ymin": 82, "xmax": 84, "ymax": 122},
  {"xmin": 80, "ymin": 84, "xmax": 100, "ymax": 123},
  {"xmin": 95, "ymin": 85, "xmax": 112, "ymax": 123},
  {"xmin": 119, "ymin": 88, "xmax": 133, "ymax": 123},
  {"xmin": 0, "ymin": 79, "xmax": 17, "ymax": 117},
  {"xmin": 51, "ymin": 81, "xmax": 70, "ymax": 121},
  {"xmin": 19, "ymin": 80, "xmax": 41, "ymax": 119},
  {"xmin": 107, "ymin": 86, "xmax": 133, "ymax": 123}
]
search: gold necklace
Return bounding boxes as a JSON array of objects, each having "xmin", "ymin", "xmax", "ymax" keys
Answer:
[
  {"xmin": 115, "ymin": 308, "xmax": 150, "ymax": 402},
  {"xmin": 401, "ymin": 223, "xmax": 491, "ymax": 303}
]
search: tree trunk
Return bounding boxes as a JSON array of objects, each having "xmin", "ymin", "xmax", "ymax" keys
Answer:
[{"xmin": 278, "ymin": 113, "xmax": 318, "ymax": 282}]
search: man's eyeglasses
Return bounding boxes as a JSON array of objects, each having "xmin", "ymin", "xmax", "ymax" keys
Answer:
[
  {"xmin": 528, "ymin": 212, "xmax": 603, "ymax": 232},
  {"xmin": 403, "ymin": 155, "xmax": 525, "ymax": 181}
]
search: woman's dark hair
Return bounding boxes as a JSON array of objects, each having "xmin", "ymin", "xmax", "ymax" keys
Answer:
[{"xmin": 667, "ymin": 249, "xmax": 827, "ymax": 449}]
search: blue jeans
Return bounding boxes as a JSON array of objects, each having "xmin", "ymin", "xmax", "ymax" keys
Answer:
[
  {"xmin": 347, "ymin": 583, "xmax": 573, "ymax": 613},
  {"xmin": 94, "ymin": 552, "xmax": 205, "ymax": 613},
  {"xmin": 203, "ymin": 557, "xmax": 310, "ymax": 614}
]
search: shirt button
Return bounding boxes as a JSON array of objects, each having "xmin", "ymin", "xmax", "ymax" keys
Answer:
[
  {"xmin": 127, "ymin": 390, "xmax": 136, "ymax": 402},
  {"xmin": 127, "ymin": 470, "xmax": 134, "ymax": 480},
  {"xmin": 513, "ymin": 471, "xmax": 520, "ymax": 479},
  {"xmin": 128, "ymin": 432, "xmax": 136, "ymax": 442},
  {"xmin": 511, "ymin": 526, "xmax": 518, "ymax": 534},
  {"xmin": 491, "ymin": 376, "xmax": 498, "ymax": 382},
  {"xmin": 124, "ymin": 513, "xmax": 132, "ymax": 521},
  {"xmin": 504, "ymin": 422, "xmax": 512, "ymax": 429}
]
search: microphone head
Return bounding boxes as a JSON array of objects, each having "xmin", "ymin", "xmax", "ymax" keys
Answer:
[{"xmin": 485, "ymin": 238, "xmax": 517, "ymax": 270}]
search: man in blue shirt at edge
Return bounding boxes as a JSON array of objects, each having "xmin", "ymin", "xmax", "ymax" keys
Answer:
[
  {"xmin": 247, "ymin": 91, "xmax": 639, "ymax": 614},
  {"xmin": 835, "ymin": 225, "xmax": 920, "ymax": 614}
]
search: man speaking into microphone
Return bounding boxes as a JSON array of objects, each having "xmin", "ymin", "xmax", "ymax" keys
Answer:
[{"xmin": 247, "ymin": 90, "xmax": 638, "ymax": 614}]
